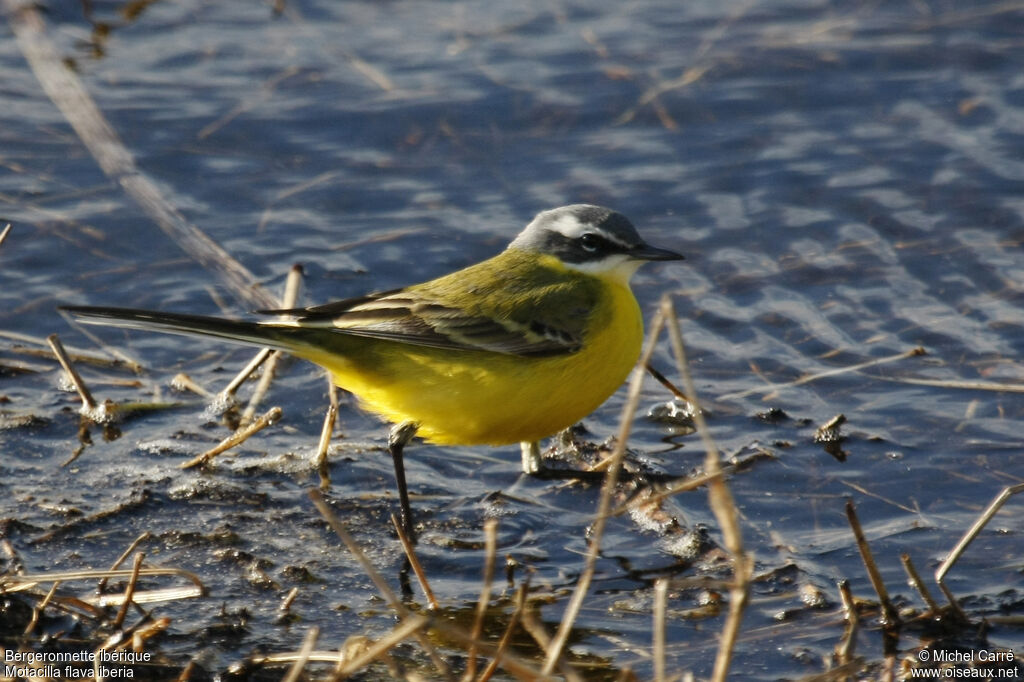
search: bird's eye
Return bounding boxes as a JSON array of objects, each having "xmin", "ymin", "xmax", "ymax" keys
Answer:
[{"xmin": 579, "ymin": 233, "xmax": 602, "ymax": 252}]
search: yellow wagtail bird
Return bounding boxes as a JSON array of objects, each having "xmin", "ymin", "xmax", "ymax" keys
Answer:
[{"xmin": 62, "ymin": 204, "xmax": 683, "ymax": 538}]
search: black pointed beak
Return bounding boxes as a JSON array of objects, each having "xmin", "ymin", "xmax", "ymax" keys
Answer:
[{"xmin": 630, "ymin": 242, "xmax": 685, "ymax": 261}]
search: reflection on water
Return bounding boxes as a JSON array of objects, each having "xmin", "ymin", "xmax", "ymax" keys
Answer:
[{"xmin": 1, "ymin": 0, "xmax": 1022, "ymax": 678}]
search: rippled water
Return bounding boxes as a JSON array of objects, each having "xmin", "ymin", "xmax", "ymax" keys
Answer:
[{"xmin": 2, "ymin": 1, "xmax": 1023, "ymax": 679}]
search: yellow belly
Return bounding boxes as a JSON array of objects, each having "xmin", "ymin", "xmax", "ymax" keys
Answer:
[{"xmin": 298, "ymin": 281, "xmax": 643, "ymax": 445}]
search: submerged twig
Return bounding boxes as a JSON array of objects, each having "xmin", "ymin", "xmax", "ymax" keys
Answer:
[
  {"xmin": 4, "ymin": 0, "xmax": 277, "ymax": 309},
  {"xmin": 180, "ymin": 406, "xmax": 283, "ymax": 469},
  {"xmin": 717, "ymin": 347, "xmax": 926, "ymax": 401}
]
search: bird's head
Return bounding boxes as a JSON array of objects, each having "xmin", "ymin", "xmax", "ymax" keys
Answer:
[{"xmin": 508, "ymin": 205, "xmax": 683, "ymax": 281}]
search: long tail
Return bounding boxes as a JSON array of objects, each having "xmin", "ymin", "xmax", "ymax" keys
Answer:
[{"xmin": 60, "ymin": 305, "xmax": 304, "ymax": 354}]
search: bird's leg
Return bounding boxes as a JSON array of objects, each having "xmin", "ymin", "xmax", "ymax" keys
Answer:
[
  {"xmin": 388, "ymin": 421, "xmax": 419, "ymax": 541},
  {"xmin": 520, "ymin": 440, "xmax": 542, "ymax": 474}
]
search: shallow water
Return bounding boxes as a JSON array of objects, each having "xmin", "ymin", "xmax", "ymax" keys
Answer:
[{"xmin": 2, "ymin": 0, "xmax": 1023, "ymax": 679}]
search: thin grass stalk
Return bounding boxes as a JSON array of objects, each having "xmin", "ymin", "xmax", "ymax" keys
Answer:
[
  {"xmin": 221, "ymin": 348, "xmax": 273, "ymax": 398},
  {"xmin": 98, "ymin": 532, "xmax": 151, "ymax": 592},
  {"xmin": 112, "ymin": 552, "xmax": 144, "ymax": 629},
  {"xmin": 540, "ymin": 306, "xmax": 668, "ymax": 675},
  {"xmin": 180, "ymin": 406, "xmax": 283, "ymax": 468},
  {"xmin": 240, "ymin": 264, "xmax": 303, "ymax": 426},
  {"xmin": 716, "ymin": 347, "xmax": 925, "ymax": 401},
  {"xmin": 660, "ymin": 294, "xmax": 751, "ymax": 682},
  {"xmin": 653, "ymin": 578, "xmax": 669, "ymax": 682},
  {"xmin": 308, "ymin": 489, "xmax": 454, "ymax": 681},
  {"xmin": 476, "ymin": 580, "xmax": 529, "ymax": 682},
  {"xmin": 844, "ymin": 500, "xmax": 898, "ymax": 624},
  {"xmin": 390, "ymin": 513, "xmax": 439, "ymax": 609},
  {"xmin": 335, "ymin": 615, "xmax": 429, "ymax": 678},
  {"xmin": 464, "ymin": 518, "xmax": 499, "ymax": 681},
  {"xmin": 280, "ymin": 626, "xmax": 318, "ymax": 682},
  {"xmin": 24, "ymin": 580, "xmax": 61, "ymax": 635},
  {"xmin": 899, "ymin": 553, "xmax": 939, "ymax": 615},
  {"xmin": 47, "ymin": 333, "xmax": 98, "ymax": 410}
]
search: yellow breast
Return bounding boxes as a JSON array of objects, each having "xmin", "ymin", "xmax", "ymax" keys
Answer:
[{"xmin": 299, "ymin": 275, "xmax": 644, "ymax": 446}]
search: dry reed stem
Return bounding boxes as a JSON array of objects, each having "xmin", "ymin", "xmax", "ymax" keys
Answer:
[
  {"xmin": 899, "ymin": 553, "xmax": 939, "ymax": 615},
  {"xmin": 716, "ymin": 347, "xmax": 925, "ymax": 401},
  {"xmin": 198, "ymin": 66, "xmax": 302, "ymax": 139},
  {"xmin": 55, "ymin": 310, "xmax": 148, "ymax": 373},
  {"xmin": 4, "ymin": 328, "xmax": 144, "ymax": 373},
  {"xmin": 4, "ymin": 0, "xmax": 277, "ymax": 309},
  {"xmin": 644, "ymin": 362, "xmax": 696, "ymax": 404},
  {"xmin": 315, "ymin": 404, "xmax": 338, "ymax": 470},
  {"xmin": 98, "ymin": 532, "xmax": 151, "ymax": 592},
  {"xmin": 844, "ymin": 500, "xmax": 898, "ymax": 624},
  {"xmin": 281, "ymin": 626, "xmax": 318, "ymax": 682},
  {"xmin": 464, "ymin": 518, "xmax": 499, "ymax": 681},
  {"xmin": 251, "ymin": 650, "xmax": 360, "ymax": 668},
  {"xmin": 171, "ymin": 373, "xmax": 213, "ymax": 399},
  {"xmin": 653, "ymin": 578, "xmax": 669, "ymax": 682},
  {"xmin": 112, "ymin": 552, "xmax": 145, "ymax": 629},
  {"xmin": 432, "ymin": 620, "xmax": 557, "ymax": 682},
  {"xmin": 221, "ymin": 348, "xmax": 273, "ymax": 398},
  {"xmin": 935, "ymin": 482, "xmax": 1024, "ymax": 607},
  {"xmin": 835, "ymin": 579, "xmax": 858, "ymax": 665},
  {"xmin": 0, "ymin": 222, "xmax": 11, "ymax": 248},
  {"xmin": 131, "ymin": 616, "xmax": 171, "ymax": 651},
  {"xmin": 278, "ymin": 588, "xmax": 299, "ymax": 617},
  {"xmin": 3, "ymin": 567, "xmax": 204, "ymax": 598},
  {"xmin": 869, "ymin": 374, "xmax": 1024, "ymax": 393},
  {"xmin": 540, "ymin": 306, "xmax": 668, "ymax": 676},
  {"xmin": 476, "ymin": 581, "xmax": 528, "ymax": 682},
  {"xmin": 180, "ymin": 406, "xmax": 283, "ymax": 469},
  {"xmin": 390, "ymin": 513, "xmax": 439, "ymax": 610},
  {"xmin": 308, "ymin": 489, "xmax": 454, "ymax": 681},
  {"xmin": 240, "ymin": 264, "xmax": 303, "ymax": 426},
  {"xmin": 47, "ymin": 333, "xmax": 98, "ymax": 410},
  {"xmin": 611, "ymin": 467, "xmax": 726, "ymax": 517},
  {"xmin": 661, "ymin": 295, "xmax": 751, "ymax": 682},
  {"xmin": 24, "ymin": 580, "xmax": 60, "ymax": 635},
  {"xmin": 335, "ymin": 615, "xmax": 430, "ymax": 677}
]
